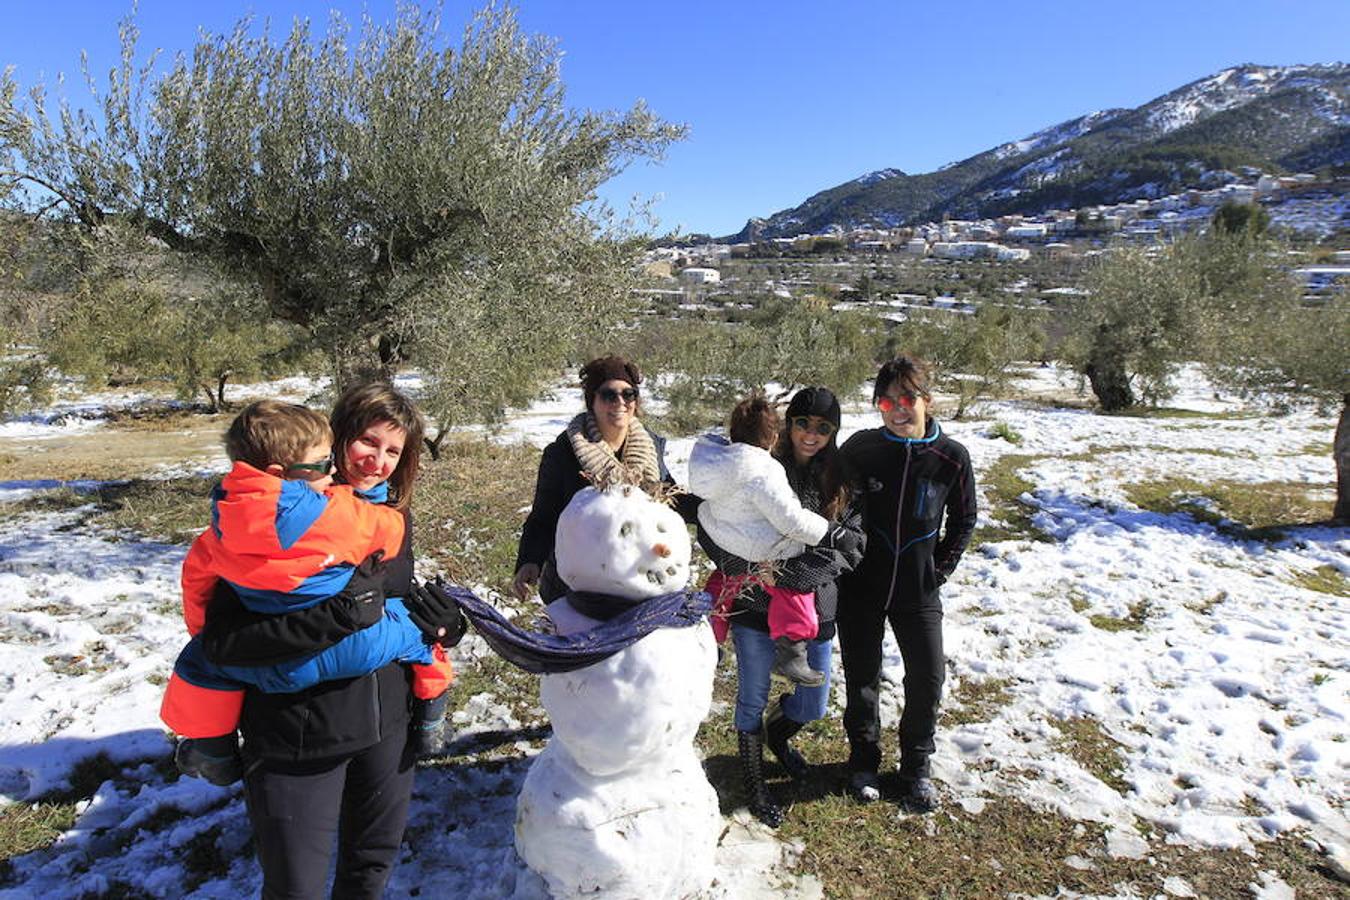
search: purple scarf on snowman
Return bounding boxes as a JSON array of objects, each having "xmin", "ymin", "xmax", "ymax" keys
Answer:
[{"xmin": 423, "ymin": 580, "xmax": 714, "ymax": 674}]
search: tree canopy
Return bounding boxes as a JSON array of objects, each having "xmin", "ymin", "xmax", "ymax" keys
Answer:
[{"xmin": 1, "ymin": 2, "xmax": 684, "ymax": 435}]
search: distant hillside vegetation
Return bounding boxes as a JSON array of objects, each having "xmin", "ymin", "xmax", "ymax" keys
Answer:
[{"xmin": 730, "ymin": 63, "xmax": 1348, "ymax": 240}]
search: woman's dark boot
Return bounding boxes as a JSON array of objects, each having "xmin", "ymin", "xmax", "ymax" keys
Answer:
[
  {"xmin": 738, "ymin": 728, "xmax": 784, "ymax": 828},
  {"xmin": 764, "ymin": 698, "xmax": 809, "ymax": 781}
]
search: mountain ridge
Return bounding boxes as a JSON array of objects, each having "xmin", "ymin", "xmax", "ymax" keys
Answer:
[{"xmin": 727, "ymin": 63, "xmax": 1348, "ymax": 241}]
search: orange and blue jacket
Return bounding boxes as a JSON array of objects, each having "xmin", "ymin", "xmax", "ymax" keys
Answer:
[{"xmin": 161, "ymin": 464, "xmax": 451, "ymax": 738}]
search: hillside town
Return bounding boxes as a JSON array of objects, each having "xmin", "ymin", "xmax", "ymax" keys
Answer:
[{"xmin": 645, "ymin": 170, "xmax": 1348, "ymax": 306}]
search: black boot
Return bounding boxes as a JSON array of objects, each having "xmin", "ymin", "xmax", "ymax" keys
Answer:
[
  {"xmin": 771, "ymin": 637, "xmax": 825, "ymax": 687},
  {"xmin": 764, "ymin": 697, "xmax": 809, "ymax": 781},
  {"xmin": 175, "ymin": 734, "xmax": 243, "ymax": 786},
  {"xmin": 410, "ymin": 693, "xmax": 450, "ymax": 757},
  {"xmin": 737, "ymin": 728, "xmax": 784, "ymax": 828}
]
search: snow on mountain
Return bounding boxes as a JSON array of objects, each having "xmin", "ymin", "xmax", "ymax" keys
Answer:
[
  {"xmin": 852, "ymin": 167, "xmax": 905, "ymax": 186},
  {"xmin": 992, "ymin": 109, "xmax": 1121, "ymax": 161},
  {"xmin": 1145, "ymin": 64, "xmax": 1346, "ymax": 134}
]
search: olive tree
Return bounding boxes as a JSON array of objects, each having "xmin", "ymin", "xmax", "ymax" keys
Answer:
[
  {"xmin": 886, "ymin": 304, "xmax": 1045, "ymax": 419},
  {"xmin": 1193, "ymin": 230, "xmax": 1348, "ymax": 521},
  {"xmin": 1061, "ymin": 243, "xmax": 1201, "ymax": 410},
  {"xmin": 1, "ymin": 3, "xmax": 683, "ymax": 441},
  {"xmin": 643, "ymin": 295, "xmax": 879, "ymax": 432}
]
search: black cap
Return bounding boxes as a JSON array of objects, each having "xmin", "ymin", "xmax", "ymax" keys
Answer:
[{"xmin": 786, "ymin": 386, "xmax": 841, "ymax": 430}]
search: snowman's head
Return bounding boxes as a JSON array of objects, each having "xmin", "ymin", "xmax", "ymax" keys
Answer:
[{"xmin": 554, "ymin": 485, "xmax": 691, "ymax": 599}]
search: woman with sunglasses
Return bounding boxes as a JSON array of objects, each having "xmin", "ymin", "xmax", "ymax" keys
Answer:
[
  {"xmin": 835, "ymin": 355, "xmax": 977, "ymax": 813},
  {"xmin": 513, "ymin": 355, "xmax": 689, "ymax": 601},
  {"xmin": 192, "ymin": 381, "xmax": 466, "ymax": 899},
  {"xmin": 696, "ymin": 387, "xmax": 865, "ymax": 827}
]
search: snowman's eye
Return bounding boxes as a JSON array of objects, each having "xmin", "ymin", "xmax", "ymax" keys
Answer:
[
  {"xmin": 620, "ymin": 521, "xmax": 634, "ymax": 537},
  {"xmin": 656, "ymin": 522, "xmax": 667, "ymax": 533}
]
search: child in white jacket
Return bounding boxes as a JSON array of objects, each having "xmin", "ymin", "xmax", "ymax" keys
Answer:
[{"xmin": 688, "ymin": 394, "xmax": 838, "ymax": 685}]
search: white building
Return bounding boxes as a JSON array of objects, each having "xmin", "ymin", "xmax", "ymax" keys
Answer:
[{"xmin": 678, "ymin": 267, "xmax": 721, "ymax": 285}]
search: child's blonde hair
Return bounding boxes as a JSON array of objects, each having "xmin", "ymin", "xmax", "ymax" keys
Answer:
[{"xmin": 224, "ymin": 400, "xmax": 333, "ymax": 471}]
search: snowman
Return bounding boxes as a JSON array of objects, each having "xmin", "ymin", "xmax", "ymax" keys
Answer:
[{"xmin": 514, "ymin": 484, "xmax": 720, "ymax": 899}]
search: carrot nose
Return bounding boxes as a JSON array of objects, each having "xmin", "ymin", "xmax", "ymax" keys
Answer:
[{"xmin": 652, "ymin": 543, "xmax": 671, "ymax": 558}]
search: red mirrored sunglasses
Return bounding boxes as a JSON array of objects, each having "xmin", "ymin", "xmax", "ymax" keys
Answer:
[{"xmin": 876, "ymin": 393, "xmax": 918, "ymax": 413}]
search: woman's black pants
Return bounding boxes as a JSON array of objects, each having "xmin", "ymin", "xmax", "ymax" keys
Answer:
[
  {"xmin": 837, "ymin": 594, "xmax": 945, "ymax": 779},
  {"xmin": 243, "ymin": 728, "xmax": 415, "ymax": 900}
]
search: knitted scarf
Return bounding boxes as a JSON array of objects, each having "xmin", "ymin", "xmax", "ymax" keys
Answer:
[
  {"xmin": 566, "ymin": 412, "xmax": 662, "ymax": 489},
  {"xmin": 428, "ymin": 580, "xmax": 713, "ymax": 674}
]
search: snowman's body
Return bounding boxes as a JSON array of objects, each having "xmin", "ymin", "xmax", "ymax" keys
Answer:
[{"xmin": 514, "ymin": 487, "xmax": 720, "ymax": 899}]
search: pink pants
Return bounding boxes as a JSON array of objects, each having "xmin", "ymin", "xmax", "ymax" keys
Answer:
[{"xmin": 705, "ymin": 570, "xmax": 818, "ymax": 643}]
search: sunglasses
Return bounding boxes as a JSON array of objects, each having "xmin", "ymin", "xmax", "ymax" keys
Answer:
[
  {"xmin": 790, "ymin": 416, "xmax": 836, "ymax": 437},
  {"xmin": 876, "ymin": 393, "xmax": 919, "ymax": 413},
  {"xmin": 287, "ymin": 454, "xmax": 335, "ymax": 476},
  {"xmin": 597, "ymin": 387, "xmax": 639, "ymax": 405}
]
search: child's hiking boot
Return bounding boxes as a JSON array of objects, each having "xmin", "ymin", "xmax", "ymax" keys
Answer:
[
  {"xmin": 410, "ymin": 693, "xmax": 450, "ymax": 757},
  {"xmin": 175, "ymin": 734, "xmax": 243, "ymax": 786},
  {"xmin": 771, "ymin": 637, "xmax": 825, "ymax": 687}
]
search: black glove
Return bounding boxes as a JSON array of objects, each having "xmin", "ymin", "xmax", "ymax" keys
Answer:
[
  {"xmin": 331, "ymin": 551, "xmax": 389, "ymax": 631},
  {"xmin": 817, "ymin": 523, "xmax": 863, "ymax": 558},
  {"xmin": 406, "ymin": 579, "xmax": 468, "ymax": 648}
]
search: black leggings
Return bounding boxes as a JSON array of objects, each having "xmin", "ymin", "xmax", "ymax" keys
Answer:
[
  {"xmin": 837, "ymin": 596, "xmax": 945, "ymax": 779},
  {"xmin": 243, "ymin": 728, "xmax": 415, "ymax": 900}
]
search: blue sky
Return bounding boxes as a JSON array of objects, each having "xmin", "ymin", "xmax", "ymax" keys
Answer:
[{"xmin": 3, "ymin": 1, "xmax": 1346, "ymax": 236}]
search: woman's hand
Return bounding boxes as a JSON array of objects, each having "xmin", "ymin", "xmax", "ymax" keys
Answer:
[
  {"xmin": 512, "ymin": 563, "xmax": 541, "ymax": 600},
  {"xmin": 405, "ymin": 581, "xmax": 468, "ymax": 647}
]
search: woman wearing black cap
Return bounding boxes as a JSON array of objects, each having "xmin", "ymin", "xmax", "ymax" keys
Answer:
[
  {"xmin": 696, "ymin": 386, "xmax": 865, "ymax": 827},
  {"xmin": 512, "ymin": 355, "xmax": 687, "ymax": 602}
]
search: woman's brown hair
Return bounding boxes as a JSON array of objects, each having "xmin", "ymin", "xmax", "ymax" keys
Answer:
[{"xmin": 330, "ymin": 381, "xmax": 425, "ymax": 510}]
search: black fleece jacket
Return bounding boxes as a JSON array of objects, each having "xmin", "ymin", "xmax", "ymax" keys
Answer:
[{"xmin": 838, "ymin": 420, "xmax": 977, "ymax": 610}]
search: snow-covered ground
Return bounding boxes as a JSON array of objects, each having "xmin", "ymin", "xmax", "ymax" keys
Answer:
[{"xmin": 0, "ymin": 366, "xmax": 1345, "ymax": 898}]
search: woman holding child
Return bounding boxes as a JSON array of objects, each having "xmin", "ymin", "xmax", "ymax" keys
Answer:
[
  {"xmin": 694, "ymin": 387, "xmax": 864, "ymax": 827},
  {"xmin": 194, "ymin": 382, "xmax": 464, "ymax": 900},
  {"xmin": 512, "ymin": 355, "xmax": 694, "ymax": 601}
]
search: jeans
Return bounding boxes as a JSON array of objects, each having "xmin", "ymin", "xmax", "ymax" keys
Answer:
[{"xmin": 731, "ymin": 623, "xmax": 833, "ymax": 732}]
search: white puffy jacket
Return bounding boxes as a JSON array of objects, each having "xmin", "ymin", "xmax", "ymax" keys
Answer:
[{"xmin": 687, "ymin": 434, "xmax": 828, "ymax": 562}]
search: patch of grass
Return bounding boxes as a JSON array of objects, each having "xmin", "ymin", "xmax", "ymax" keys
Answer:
[
  {"xmin": 85, "ymin": 477, "xmax": 215, "ymax": 544},
  {"xmin": 942, "ymin": 677, "xmax": 1014, "ymax": 727},
  {"xmin": 974, "ymin": 453, "xmax": 1052, "ymax": 546},
  {"xmin": 0, "ymin": 753, "xmax": 131, "ymax": 864},
  {"xmin": 1088, "ymin": 601, "xmax": 1150, "ymax": 633},
  {"xmin": 1108, "ymin": 407, "xmax": 1259, "ymax": 420},
  {"xmin": 181, "ymin": 826, "xmax": 230, "ymax": 890},
  {"xmin": 987, "ymin": 421, "xmax": 1022, "ymax": 444},
  {"xmin": 1124, "ymin": 477, "xmax": 1333, "ymax": 541},
  {"xmin": 3, "ymin": 476, "xmax": 217, "ymax": 543},
  {"xmin": 1051, "ymin": 716, "xmax": 1129, "ymax": 795},
  {"xmin": 412, "ymin": 438, "xmax": 542, "ymax": 594},
  {"xmin": 1300, "ymin": 441, "xmax": 1333, "ymax": 456},
  {"xmin": 1186, "ymin": 591, "xmax": 1227, "ymax": 615},
  {"xmin": 1291, "ymin": 564, "xmax": 1349, "ymax": 597},
  {"xmin": 445, "ymin": 650, "xmax": 543, "ymax": 736},
  {"xmin": 0, "ymin": 801, "xmax": 78, "ymax": 862}
]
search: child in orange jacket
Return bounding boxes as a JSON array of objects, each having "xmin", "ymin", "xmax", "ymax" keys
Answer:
[{"xmin": 161, "ymin": 400, "xmax": 452, "ymax": 784}]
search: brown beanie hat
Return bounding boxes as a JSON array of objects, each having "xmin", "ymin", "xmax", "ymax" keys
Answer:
[{"xmin": 581, "ymin": 356, "xmax": 642, "ymax": 408}]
